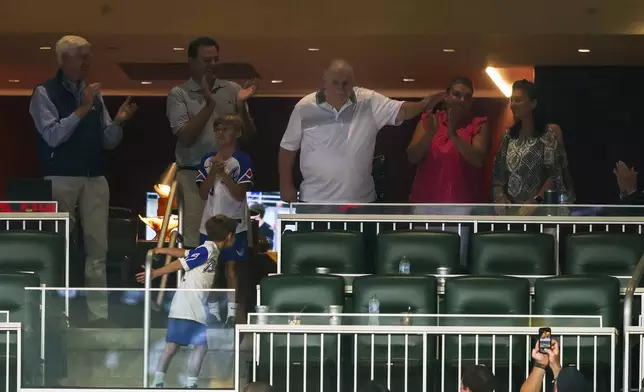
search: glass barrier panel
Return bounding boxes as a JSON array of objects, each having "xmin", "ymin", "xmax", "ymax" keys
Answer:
[{"xmin": 22, "ymin": 287, "xmax": 235, "ymax": 390}]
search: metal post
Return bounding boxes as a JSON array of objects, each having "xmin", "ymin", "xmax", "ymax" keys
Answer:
[
  {"xmin": 177, "ymin": 186, "xmax": 184, "ymax": 243},
  {"xmin": 16, "ymin": 328, "xmax": 22, "ymax": 392},
  {"xmin": 176, "ymin": 187, "xmax": 184, "ymax": 284},
  {"xmin": 64, "ymin": 216, "xmax": 70, "ymax": 317},
  {"xmin": 623, "ymin": 251, "xmax": 644, "ymax": 392},
  {"xmin": 143, "ymin": 249, "xmax": 155, "ymax": 388},
  {"xmin": 156, "ymin": 230, "xmax": 178, "ymax": 307},
  {"xmin": 40, "ymin": 284, "xmax": 46, "ymax": 385}
]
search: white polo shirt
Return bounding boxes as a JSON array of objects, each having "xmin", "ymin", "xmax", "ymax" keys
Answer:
[{"xmin": 280, "ymin": 87, "xmax": 403, "ymax": 203}]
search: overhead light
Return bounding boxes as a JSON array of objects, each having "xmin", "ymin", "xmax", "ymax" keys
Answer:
[
  {"xmin": 141, "ymin": 81, "xmax": 152, "ymax": 85},
  {"xmin": 485, "ymin": 66, "xmax": 512, "ymax": 98},
  {"xmin": 39, "ymin": 46, "xmax": 51, "ymax": 50},
  {"xmin": 443, "ymin": 49, "xmax": 455, "ymax": 53},
  {"xmin": 308, "ymin": 48, "xmax": 320, "ymax": 52},
  {"xmin": 271, "ymin": 80, "xmax": 283, "ymax": 84},
  {"xmin": 8, "ymin": 79, "xmax": 19, "ymax": 83},
  {"xmin": 578, "ymin": 48, "xmax": 590, "ymax": 53},
  {"xmin": 402, "ymin": 78, "xmax": 415, "ymax": 82},
  {"xmin": 173, "ymin": 47, "xmax": 185, "ymax": 52}
]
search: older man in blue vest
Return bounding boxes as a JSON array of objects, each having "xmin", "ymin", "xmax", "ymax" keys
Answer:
[{"xmin": 29, "ymin": 35, "xmax": 138, "ymax": 325}]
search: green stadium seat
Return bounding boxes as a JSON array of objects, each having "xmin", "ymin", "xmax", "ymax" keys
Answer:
[
  {"xmin": 259, "ymin": 274, "xmax": 346, "ymax": 364},
  {"xmin": 469, "ymin": 232, "xmax": 555, "ymax": 275},
  {"xmin": 533, "ymin": 275, "xmax": 619, "ymax": 366},
  {"xmin": 564, "ymin": 233, "xmax": 644, "ymax": 275},
  {"xmin": 352, "ymin": 275, "xmax": 437, "ymax": 364},
  {"xmin": 280, "ymin": 231, "xmax": 366, "ymax": 274},
  {"xmin": 351, "ymin": 275, "xmax": 437, "ymax": 391},
  {"xmin": 375, "ymin": 230, "xmax": 460, "ymax": 274},
  {"xmin": 443, "ymin": 276, "xmax": 530, "ymax": 367},
  {"xmin": 0, "ymin": 230, "xmax": 66, "ymax": 287},
  {"xmin": 258, "ymin": 274, "xmax": 346, "ymax": 392}
]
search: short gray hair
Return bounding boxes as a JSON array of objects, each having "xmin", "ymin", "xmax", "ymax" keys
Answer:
[{"xmin": 56, "ymin": 35, "xmax": 91, "ymax": 65}]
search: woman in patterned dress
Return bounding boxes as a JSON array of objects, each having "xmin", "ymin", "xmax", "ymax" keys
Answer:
[{"xmin": 492, "ymin": 80, "xmax": 575, "ymax": 205}]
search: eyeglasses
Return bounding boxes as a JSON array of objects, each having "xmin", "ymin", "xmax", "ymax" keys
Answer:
[{"xmin": 451, "ymin": 91, "xmax": 473, "ymax": 101}]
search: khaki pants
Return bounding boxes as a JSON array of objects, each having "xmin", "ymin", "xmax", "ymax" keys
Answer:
[
  {"xmin": 46, "ymin": 176, "xmax": 109, "ymax": 321},
  {"xmin": 177, "ymin": 169, "xmax": 206, "ymax": 248}
]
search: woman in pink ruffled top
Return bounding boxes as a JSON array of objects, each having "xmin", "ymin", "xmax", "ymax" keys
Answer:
[{"xmin": 407, "ymin": 77, "xmax": 491, "ymax": 205}]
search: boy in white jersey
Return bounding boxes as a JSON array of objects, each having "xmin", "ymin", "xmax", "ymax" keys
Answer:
[
  {"xmin": 136, "ymin": 214, "xmax": 238, "ymax": 388},
  {"xmin": 196, "ymin": 114, "xmax": 254, "ymax": 326}
]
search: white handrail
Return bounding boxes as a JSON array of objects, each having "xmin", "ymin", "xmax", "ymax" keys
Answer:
[
  {"xmin": 288, "ymin": 202, "xmax": 644, "ymax": 209},
  {"xmin": 237, "ymin": 324, "xmax": 616, "ymax": 335},
  {"xmin": 279, "ymin": 213, "xmax": 644, "ymax": 224}
]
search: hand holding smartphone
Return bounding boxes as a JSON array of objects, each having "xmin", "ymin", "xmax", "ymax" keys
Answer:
[{"xmin": 538, "ymin": 327, "xmax": 552, "ymax": 353}]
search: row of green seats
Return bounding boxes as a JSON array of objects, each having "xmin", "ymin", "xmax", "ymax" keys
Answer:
[
  {"xmin": 281, "ymin": 230, "xmax": 644, "ymax": 275},
  {"xmin": 258, "ymin": 274, "xmax": 618, "ymax": 368}
]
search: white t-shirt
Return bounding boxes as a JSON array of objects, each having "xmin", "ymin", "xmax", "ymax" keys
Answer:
[
  {"xmin": 280, "ymin": 87, "xmax": 403, "ymax": 203},
  {"xmin": 168, "ymin": 241, "xmax": 220, "ymax": 324},
  {"xmin": 196, "ymin": 151, "xmax": 254, "ymax": 234}
]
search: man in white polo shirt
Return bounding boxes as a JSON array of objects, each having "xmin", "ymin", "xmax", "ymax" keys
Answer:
[{"xmin": 279, "ymin": 59, "xmax": 445, "ymax": 204}]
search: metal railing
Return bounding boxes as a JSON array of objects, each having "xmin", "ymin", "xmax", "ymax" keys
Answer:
[
  {"xmin": 236, "ymin": 314, "xmax": 616, "ymax": 392},
  {"xmin": 3, "ymin": 203, "xmax": 644, "ymax": 391}
]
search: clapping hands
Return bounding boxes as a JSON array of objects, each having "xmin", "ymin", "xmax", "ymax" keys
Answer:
[
  {"xmin": 208, "ymin": 155, "xmax": 227, "ymax": 177},
  {"xmin": 115, "ymin": 96, "xmax": 138, "ymax": 123},
  {"xmin": 614, "ymin": 161, "xmax": 637, "ymax": 197},
  {"xmin": 237, "ymin": 79, "xmax": 258, "ymax": 102}
]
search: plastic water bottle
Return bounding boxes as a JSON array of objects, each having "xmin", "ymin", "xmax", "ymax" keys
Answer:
[
  {"xmin": 399, "ymin": 256, "xmax": 411, "ymax": 275},
  {"xmin": 368, "ymin": 295, "xmax": 380, "ymax": 325},
  {"xmin": 559, "ymin": 194, "xmax": 569, "ymax": 216},
  {"xmin": 368, "ymin": 295, "xmax": 380, "ymax": 313}
]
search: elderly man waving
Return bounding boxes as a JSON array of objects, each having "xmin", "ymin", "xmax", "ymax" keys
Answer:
[
  {"xmin": 29, "ymin": 35, "xmax": 138, "ymax": 325},
  {"xmin": 279, "ymin": 59, "xmax": 444, "ymax": 204}
]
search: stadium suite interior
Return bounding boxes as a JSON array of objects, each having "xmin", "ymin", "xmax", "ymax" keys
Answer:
[{"xmin": 3, "ymin": 0, "xmax": 644, "ymax": 390}]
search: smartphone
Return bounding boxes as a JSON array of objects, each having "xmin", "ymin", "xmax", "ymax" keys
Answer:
[{"xmin": 538, "ymin": 327, "xmax": 552, "ymax": 353}]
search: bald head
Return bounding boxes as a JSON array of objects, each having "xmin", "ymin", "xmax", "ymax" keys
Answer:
[
  {"xmin": 243, "ymin": 382, "xmax": 273, "ymax": 392},
  {"xmin": 323, "ymin": 59, "xmax": 355, "ymax": 107},
  {"xmin": 326, "ymin": 59, "xmax": 354, "ymax": 76}
]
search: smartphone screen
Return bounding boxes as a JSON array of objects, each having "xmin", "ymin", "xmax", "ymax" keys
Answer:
[{"xmin": 538, "ymin": 327, "xmax": 552, "ymax": 353}]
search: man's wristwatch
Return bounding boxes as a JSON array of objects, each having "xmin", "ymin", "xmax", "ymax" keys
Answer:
[
  {"xmin": 533, "ymin": 362, "xmax": 547, "ymax": 370},
  {"xmin": 534, "ymin": 195, "xmax": 544, "ymax": 204}
]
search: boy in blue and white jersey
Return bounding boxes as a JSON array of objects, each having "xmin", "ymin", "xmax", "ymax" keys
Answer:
[
  {"xmin": 136, "ymin": 214, "xmax": 238, "ymax": 388},
  {"xmin": 196, "ymin": 114, "xmax": 254, "ymax": 326}
]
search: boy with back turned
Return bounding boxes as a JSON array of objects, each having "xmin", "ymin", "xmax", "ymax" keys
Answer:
[{"xmin": 137, "ymin": 214, "xmax": 238, "ymax": 388}]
